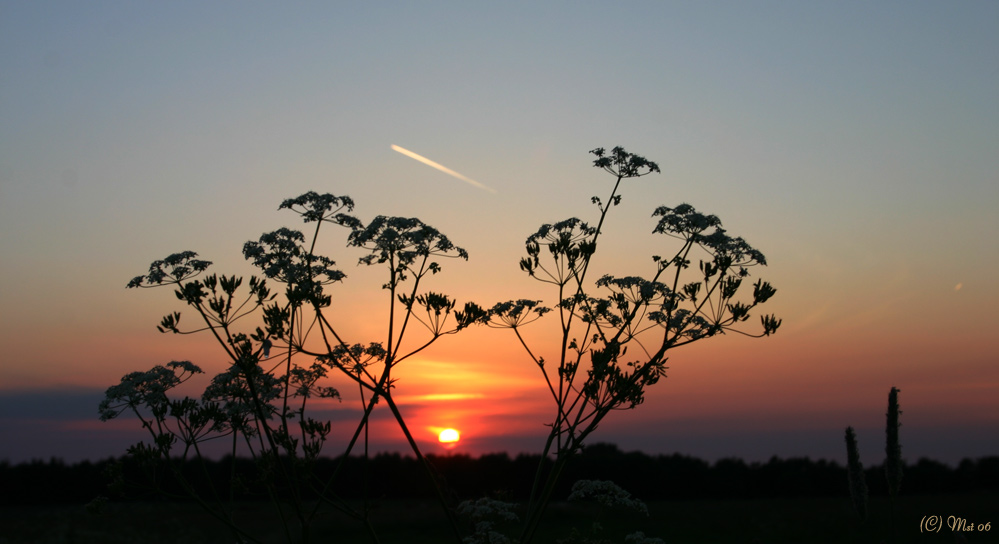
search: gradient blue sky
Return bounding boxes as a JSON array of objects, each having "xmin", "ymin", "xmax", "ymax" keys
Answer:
[{"xmin": 1, "ymin": 1, "xmax": 997, "ymax": 466}]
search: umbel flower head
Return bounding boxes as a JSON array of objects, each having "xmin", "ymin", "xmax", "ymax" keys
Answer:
[
  {"xmin": 127, "ymin": 251, "xmax": 211, "ymax": 288},
  {"xmin": 590, "ymin": 147, "xmax": 660, "ymax": 178},
  {"xmin": 278, "ymin": 191, "xmax": 358, "ymax": 226},
  {"xmin": 99, "ymin": 361, "xmax": 202, "ymax": 421}
]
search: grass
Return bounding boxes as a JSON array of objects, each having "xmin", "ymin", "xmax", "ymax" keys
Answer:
[{"xmin": 1, "ymin": 493, "xmax": 995, "ymax": 543}]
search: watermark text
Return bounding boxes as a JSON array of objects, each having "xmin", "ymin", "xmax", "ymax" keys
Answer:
[{"xmin": 920, "ymin": 515, "xmax": 991, "ymax": 533}]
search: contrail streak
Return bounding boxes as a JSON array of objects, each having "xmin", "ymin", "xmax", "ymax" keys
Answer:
[{"xmin": 391, "ymin": 144, "xmax": 496, "ymax": 194}]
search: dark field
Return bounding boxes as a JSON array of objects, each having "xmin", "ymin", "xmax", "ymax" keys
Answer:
[{"xmin": 1, "ymin": 493, "xmax": 996, "ymax": 544}]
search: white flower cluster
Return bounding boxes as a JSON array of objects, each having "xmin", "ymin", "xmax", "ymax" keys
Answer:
[
  {"xmin": 457, "ymin": 498, "xmax": 519, "ymax": 544},
  {"xmin": 567, "ymin": 479, "xmax": 649, "ymax": 515},
  {"xmin": 624, "ymin": 531, "xmax": 665, "ymax": 544},
  {"xmin": 464, "ymin": 523, "xmax": 514, "ymax": 544},
  {"xmin": 456, "ymin": 497, "xmax": 519, "ymax": 522}
]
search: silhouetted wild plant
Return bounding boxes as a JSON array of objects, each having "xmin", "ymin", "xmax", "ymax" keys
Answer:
[
  {"xmin": 100, "ymin": 147, "xmax": 780, "ymax": 544},
  {"xmin": 885, "ymin": 387, "xmax": 903, "ymax": 496},
  {"xmin": 101, "ymin": 195, "xmax": 484, "ymax": 543},
  {"xmin": 485, "ymin": 147, "xmax": 780, "ymax": 542},
  {"xmin": 844, "ymin": 387, "xmax": 904, "ymax": 543},
  {"xmin": 844, "ymin": 426, "xmax": 868, "ymax": 520},
  {"xmin": 885, "ymin": 386, "xmax": 903, "ymax": 542}
]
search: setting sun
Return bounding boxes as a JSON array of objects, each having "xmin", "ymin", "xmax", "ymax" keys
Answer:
[{"xmin": 438, "ymin": 428, "xmax": 460, "ymax": 444}]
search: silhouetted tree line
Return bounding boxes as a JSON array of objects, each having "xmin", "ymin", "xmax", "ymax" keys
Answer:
[{"xmin": 2, "ymin": 443, "xmax": 996, "ymax": 506}]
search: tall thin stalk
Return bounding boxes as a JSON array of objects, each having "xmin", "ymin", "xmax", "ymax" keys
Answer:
[
  {"xmin": 885, "ymin": 386, "xmax": 903, "ymax": 543},
  {"xmin": 844, "ymin": 426, "xmax": 868, "ymax": 521}
]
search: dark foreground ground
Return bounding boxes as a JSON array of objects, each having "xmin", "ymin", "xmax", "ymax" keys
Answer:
[{"xmin": 1, "ymin": 493, "xmax": 996, "ymax": 544}]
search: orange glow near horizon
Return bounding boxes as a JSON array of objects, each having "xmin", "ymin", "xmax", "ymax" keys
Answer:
[{"xmin": 11, "ymin": 260, "xmax": 996, "ymax": 461}]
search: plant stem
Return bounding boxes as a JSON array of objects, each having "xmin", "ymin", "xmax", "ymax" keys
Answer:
[{"xmin": 382, "ymin": 393, "xmax": 464, "ymax": 543}]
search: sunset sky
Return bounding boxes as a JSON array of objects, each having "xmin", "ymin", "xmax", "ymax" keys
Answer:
[{"xmin": 1, "ymin": 2, "xmax": 997, "ymax": 467}]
